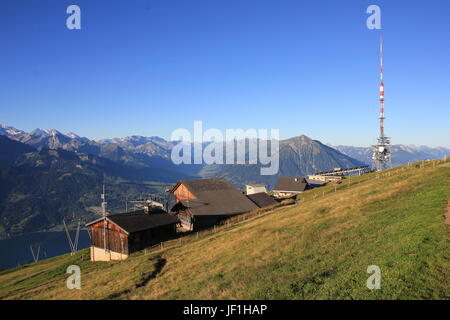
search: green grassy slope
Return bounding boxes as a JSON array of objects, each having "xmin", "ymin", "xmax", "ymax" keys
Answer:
[{"xmin": 1, "ymin": 160, "xmax": 449, "ymax": 300}]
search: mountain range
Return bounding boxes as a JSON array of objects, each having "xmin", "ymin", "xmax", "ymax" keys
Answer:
[
  {"xmin": 1, "ymin": 124, "xmax": 449, "ymax": 236},
  {"xmin": 330, "ymin": 144, "xmax": 450, "ymax": 167},
  {"xmin": 2, "ymin": 124, "xmax": 448, "ymax": 171},
  {"xmin": 0, "ymin": 125, "xmax": 365, "ymax": 185}
]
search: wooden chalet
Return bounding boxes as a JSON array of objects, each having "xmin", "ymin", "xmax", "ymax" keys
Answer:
[
  {"xmin": 86, "ymin": 210, "xmax": 179, "ymax": 261},
  {"xmin": 272, "ymin": 176, "xmax": 310, "ymax": 198},
  {"xmin": 170, "ymin": 177, "xmax": 259, "ymax": 231}
]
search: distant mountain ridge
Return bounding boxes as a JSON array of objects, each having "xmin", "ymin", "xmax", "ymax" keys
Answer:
[
  {"xmin": 3, "ymin": 124, "xmax": 449, "ymax": 171},
  {"xmin": 98, "ymin": 136, "xmax": 175, "ymax": 158},
  {"xmin": 0, "ymin": 124, "xmax": 365, "ymax": 186},
  {"xmin": 0, "ymin": 125, "xmax": 89, "ymax": 152},
  {"xmin": 197, "ymin": 135, "xmax": 365, "ymax": 187},
  {"xmin": 329, "ymin": 144, "xmax": 450, "ymax": 167}
]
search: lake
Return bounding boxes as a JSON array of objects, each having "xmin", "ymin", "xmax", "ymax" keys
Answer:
[{"xmin": 0, "ymin": 230, "xmax": 91, "ymax": 270}]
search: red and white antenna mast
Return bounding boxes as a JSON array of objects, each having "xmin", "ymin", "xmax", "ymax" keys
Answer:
[
  {"xmin": 372, "ymin": 34, "xmax": 391, "ymax": 171},
  {"xmin": 379, "ymin": 35, "xmax": 385, "ymax": 137}
]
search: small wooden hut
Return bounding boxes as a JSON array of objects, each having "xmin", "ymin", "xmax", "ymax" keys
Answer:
[{"xmin": 86, "ymin": 211, "xmax": 179, "ymax": 261}]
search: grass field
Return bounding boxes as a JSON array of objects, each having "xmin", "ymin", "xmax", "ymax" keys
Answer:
[{"xmin": 0, "ymin": 159, "xmax": 449, "ymax": 300}]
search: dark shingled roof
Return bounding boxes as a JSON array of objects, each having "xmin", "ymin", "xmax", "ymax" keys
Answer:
[
  {"xmin": 273, "ymin": 176, "xmax": 309, "ymax": 192},
  {"xmin": 86, "ymin": 211, "xmax": 179, "ymax": 234},
  {"xmin": 246, "ymin": 192, "xmax": 278, "ymax": 208},
  {"xmin": 174, "ymin": 177, "xmax": 235, "ymax": 193},
  {"xmin": 146, "ymin": 206, "xmax": 168, "ymax": 214},
  {"xmin": 173, "ymin": 178, "xmax": 259, "ymax": 216},
  {"xmin": 180, "ymin": 189, "xmax": 259, "ymax": 216}
]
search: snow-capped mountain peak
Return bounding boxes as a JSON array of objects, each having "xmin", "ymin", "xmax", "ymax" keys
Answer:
[
  {"xmin": 0, "ymin": 125, "xmax": 26, "ymax": 136},
  {"xmin": 30, "ymin": 128, "xmax": 51, "ymax": 137},
  {"xmin": 67, "ymin": 132, "xmax": 80, "ymax": 139}
]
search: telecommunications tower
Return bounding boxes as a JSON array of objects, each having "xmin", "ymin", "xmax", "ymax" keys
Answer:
[{"xmin": 372, "ymin": 35, "xmax": 391, "ymax": 171}]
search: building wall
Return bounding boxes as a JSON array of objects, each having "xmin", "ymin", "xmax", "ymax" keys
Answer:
[
  {"xmin": 307, "ymin": 175, "xmax": 342, "ymax": 182},
  {"xmin": 90, "ymin": 246, "xmax": 129, "ymax": 261},
  {"xmin": 246, "ymin": 185, "xmax": 267, "ymax": 195},
  {"xmin": 89, "ymin": 222, "xmax": 178, "ymax": 261},
  {"xmin": 173, "ymin": 183, "xmax": 196, "ymax": 201},
  {"xmin": 175, "ymin": 210, "xmax": 232, "ymax": 231},
  {"xmin": 177, "ymin": 212, "xmax": 193, "ymax": 231},
  {"xmin": 90, "ymin": 220, "xmax": 129, "ymax": 255},
  {"xmin": 307, "ymin": 175, "xmax": 327, "ymax": 182},
  {"xmin": 273, "ymin": 191, "xmax": 300, "ymax": 198},
  {"xmin": 194, "ymin": 215, "xmax": 229, "ymax": 229},
  {"xmin": 127, "ymin": 224, "xmax": 177, "ymax": 253}
]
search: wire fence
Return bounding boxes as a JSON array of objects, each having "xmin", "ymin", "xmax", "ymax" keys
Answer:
[
  {"xmin": 298, "ymin": 157, "xmax": 449, "ymax": 203},
  {"xmin": 134, "ymin": 198, "xmax": 296, "ymax": 257}
]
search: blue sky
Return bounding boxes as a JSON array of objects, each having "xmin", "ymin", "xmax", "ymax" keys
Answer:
[{"xmin": 0, "ymin": 0, "xmax": 449, "ymax": 147}]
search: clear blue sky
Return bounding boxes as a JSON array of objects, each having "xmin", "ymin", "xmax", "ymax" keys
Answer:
[{"xmin": 1, "ymin": 0, "xmax": 449, "ymax": 147}]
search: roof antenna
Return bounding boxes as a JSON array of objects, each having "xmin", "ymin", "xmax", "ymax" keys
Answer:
[
  {"xmin": 101, "ymin": 174, "xmax": 108, "ymax": 218},
  {"xmin": 101, "ymin": 173, "xmax": 108, "ymax": 252}
]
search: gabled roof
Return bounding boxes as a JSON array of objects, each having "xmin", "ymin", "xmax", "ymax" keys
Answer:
[
  {"xmin": 246, "ymin": 192, "xmax": 278, "ymax": 208},
  {"xmin": 170, "ymin": 177, "xmax": 234, "ymax": 194},
  {"xmin": 179, "ymin": 189, "xmax": 258, "ymax": 216},
  {"xmin": 273, "ymin": 176, "xmax": 309, "ymax": 192},
  {"xmin": 171, "ymin": 177, "xmax": 259, "ymax": 216},
  {"xmin": 86, "ymin": 211, "xmax": 179, "ymax": 234}
]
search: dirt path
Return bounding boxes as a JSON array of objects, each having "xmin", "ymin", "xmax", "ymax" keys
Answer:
[{"xmin": 106, "ymin": 256, "xmax": 167, "ymax": 299}]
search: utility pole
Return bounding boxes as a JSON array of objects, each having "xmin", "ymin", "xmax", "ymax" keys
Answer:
[
  {"xmin": 101, "ymin": 175, "xmax": 108, "ymax": 252},
  {"xmin": 63, "ymin": 217, "xmax": 81, "ymax": 256},
  {"xmin": 30, "ymin": 243, "xmax": 41, "ymax": 263}
]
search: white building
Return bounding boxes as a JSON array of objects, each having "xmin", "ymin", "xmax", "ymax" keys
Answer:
[{"xmin": 245, "ymin": 184, "xmax": 267, "ymax": 195}]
